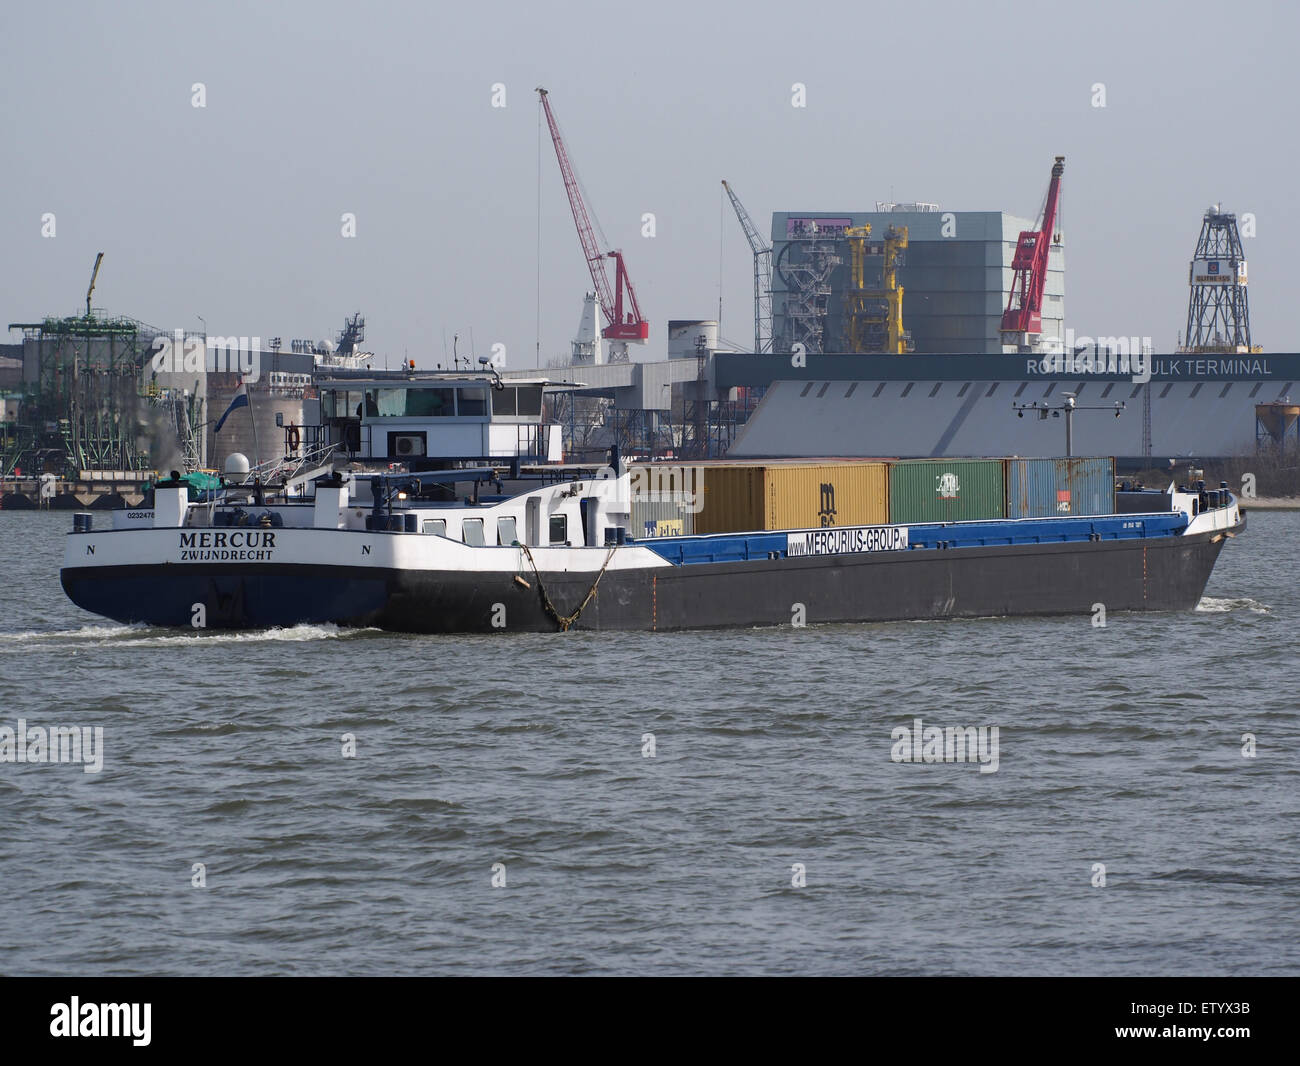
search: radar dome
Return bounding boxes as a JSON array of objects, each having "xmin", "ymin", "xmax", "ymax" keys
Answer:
[{"xmin": 225, "ymin": 452, "xmax": 251, "ymax": 476}]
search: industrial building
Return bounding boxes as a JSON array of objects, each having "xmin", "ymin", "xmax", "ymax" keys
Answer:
[
  {"xmin": 770, "ymin": 208, "xmax": 1065, "ymax": 355},
  {"xmin": 2, "ymin": 321, "xmax": 205, "ymax": 478},
  {"xmin": 0, "ymin": 325, "xmax": 326, "ymax": 479},
  {"xmin": 0, "ymin": 256, "xmax": 366, "ymax": 505},
  {"xmin": 715, "ymin": 352, "xmax": 1300, "ymax": 464}
]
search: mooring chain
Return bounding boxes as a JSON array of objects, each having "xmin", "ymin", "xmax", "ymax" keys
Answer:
[{"xmin": 518, "ymin": 542, "xmax": 617, "ymax": 631}]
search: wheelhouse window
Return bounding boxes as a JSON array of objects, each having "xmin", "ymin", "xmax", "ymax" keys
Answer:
[
  {"xmin": 549, "ymin": 514, "xmax": 567, "ymax": 545},
  {"xmin": 491, "ymin": 387, "xmax": 516, "ymax": 416},
  {"xmin": 422, "ymin": 519, "xmax": 446, "ymax": 536},
  {"xmin": 363, "ymin": 388, "xmax": 456, "ymax": 417},
  {"xmin": 363, "ymin": 389, "xmax": 400, "ymax": 417},
  {"xmin": 457, "ymin": 386, "xmax": 488, "ymax": 417},
  {"xmin": 327, "ymin": 390, "xmax": 364, "ymax": 418},
  {"xmin": 497, "ymin": 516, "xmax": 517, "ymax": 545},
  {"xmin": 491, "ymin": 385, "xmax": 543, "ymax": 417},
  {"xmin": 462, "ymin": 518, "xmax": 486, "ymax": 546},
  {"xmin": 515, "ymin": 386, "xmax": 543, "ymax": 416},
  {"xmin": 403, "ymin": 388, "xmax": 455, "ymax": 417}
]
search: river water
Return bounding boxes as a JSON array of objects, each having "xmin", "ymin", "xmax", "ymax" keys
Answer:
[{"xmin": 0, "ymin": 510, "xmax": 1295, "ymax": 975}]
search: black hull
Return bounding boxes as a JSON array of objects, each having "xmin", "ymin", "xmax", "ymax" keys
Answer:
[{"xmin": 61, "ymin": 522, "xmax": 1239, "ymax": 634}]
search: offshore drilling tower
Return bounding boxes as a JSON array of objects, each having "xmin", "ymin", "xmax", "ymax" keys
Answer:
[{"xmin": 1179, "ymin": 206, "xmax": 1259, "ymax": 354}]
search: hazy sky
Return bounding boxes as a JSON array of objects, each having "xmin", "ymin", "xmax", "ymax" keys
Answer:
[{"xmin": 2, "ymin": 0, "xmax": 1294, "ymax": 367}]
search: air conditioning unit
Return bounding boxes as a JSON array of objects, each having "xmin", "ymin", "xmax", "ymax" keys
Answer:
[{"xmin": 392, "ymin": 434, "xmax": 426, "ymax": 457}]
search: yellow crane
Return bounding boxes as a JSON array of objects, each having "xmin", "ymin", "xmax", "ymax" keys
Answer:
[
  {"xmin": 843, "ymin": 226, "xmax": 911, "ymax": 354},
  {"xmin": 881, "ymin": 226, "xmax": 909, "ymax": 354}
]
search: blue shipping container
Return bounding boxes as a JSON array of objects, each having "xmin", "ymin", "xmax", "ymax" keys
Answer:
[{"xmin": 1005, "ymin": 457, "xmax": 1115, "ymax": 518}]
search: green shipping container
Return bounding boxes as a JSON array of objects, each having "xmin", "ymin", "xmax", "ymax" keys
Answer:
[{"xmin": 888, "ymin": 459, "xmax": 1006, "ymax": 524}]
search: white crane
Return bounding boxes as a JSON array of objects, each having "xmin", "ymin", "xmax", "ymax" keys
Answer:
[{"xmin": 721, "ymin": 181, "xmax": 773, "ymax": 354}]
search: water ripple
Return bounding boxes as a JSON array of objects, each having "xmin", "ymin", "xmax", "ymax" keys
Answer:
[{"xmin": 0, "ymin": 509, "xmax": 1297, "ymax": 975}]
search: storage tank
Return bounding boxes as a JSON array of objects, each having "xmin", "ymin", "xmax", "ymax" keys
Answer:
[
  {"xmin": 1255, "ymin": 403, "xmax": 1300, "ymax": 445},
  {"xmin": 206, "ymin": 373, "xmax": 309, "ymax": 469},
  {"xmin": 667, "ymin": 320, "xmax": 718, "ymax": 359}
]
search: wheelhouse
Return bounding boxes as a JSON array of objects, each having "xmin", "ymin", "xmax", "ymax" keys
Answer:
[{"xmin": 307, "ymin": 370, "xmax": 562, "ymax": 464}]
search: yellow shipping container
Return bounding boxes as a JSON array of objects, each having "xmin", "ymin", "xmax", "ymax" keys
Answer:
[{"xmin": 695, "ymin": 462, "xmax": 889, "ymax": 534}]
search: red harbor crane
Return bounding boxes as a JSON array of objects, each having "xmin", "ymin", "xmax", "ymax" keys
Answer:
[
  {"xmin": 1001, "ymin": 155, "xmax": 1064, "ymax": 349},
  {"xmin": 537, "ymin": 87, "xmax": 648, "ymax": 362}
]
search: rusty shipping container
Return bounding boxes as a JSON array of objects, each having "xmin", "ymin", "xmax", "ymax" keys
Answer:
[
  {"xmin": 694, "ymin": 462, "xmax": 889, "ymax": 534},
  {"xmin": 888, "ymin": 458, "xmax": 1005, "ymax": 524},
  {"xmin": 693, "ymin": 465, "xmax": 764, "ymax": 534},
  {"xmin": 1005, "ymin": 457, "xmax": 1115, "ymax": 519}
]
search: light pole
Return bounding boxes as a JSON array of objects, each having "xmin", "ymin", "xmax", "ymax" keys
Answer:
[{"xmin": 1013, "ymin": 393, "xmax": 1125, "ymax": 457}]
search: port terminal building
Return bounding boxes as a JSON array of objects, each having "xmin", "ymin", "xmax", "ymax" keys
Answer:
[{"xmin": 714, "ymin": 352, "xmax": 1300, "ymax": 465}]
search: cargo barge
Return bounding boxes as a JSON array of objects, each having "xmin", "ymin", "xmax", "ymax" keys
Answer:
[{"xmin": 59, "ymin": 452, "xmax": 1243, "ymax": 633}]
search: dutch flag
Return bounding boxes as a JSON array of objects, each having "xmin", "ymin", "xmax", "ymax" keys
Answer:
[{"xmin": 214, "ymin": 381, "xmax": 250, "ymax": 433}]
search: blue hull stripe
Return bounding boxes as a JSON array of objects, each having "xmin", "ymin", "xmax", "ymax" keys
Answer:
[{"xmin": 635, "ymin": 511, "xmax": 1189, "ymax": 566}]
